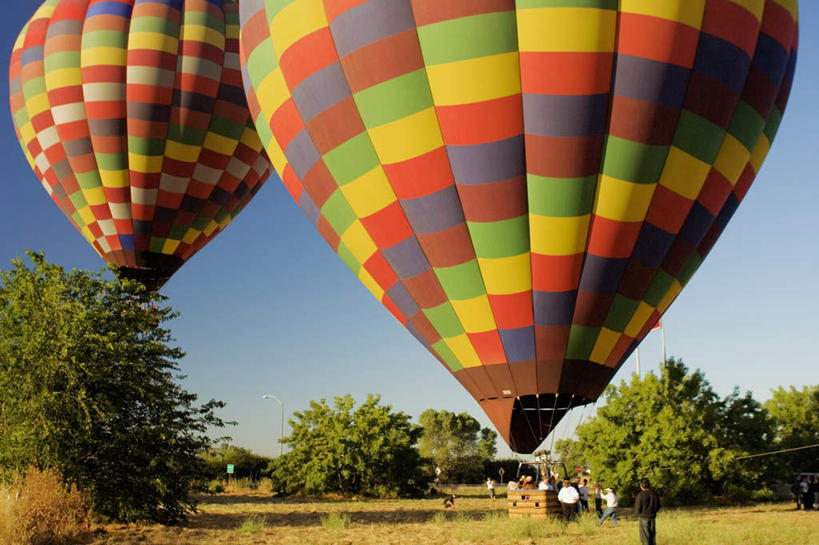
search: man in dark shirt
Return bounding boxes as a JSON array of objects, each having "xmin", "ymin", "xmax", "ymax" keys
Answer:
[{"xmin": 634, "ymin": 478, "xmax": 661, "ymax": 545}]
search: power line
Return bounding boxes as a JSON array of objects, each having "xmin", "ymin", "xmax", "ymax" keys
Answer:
[{"xmin": 734, "ymin": 443, "xmax": 819, "ymax": 461}]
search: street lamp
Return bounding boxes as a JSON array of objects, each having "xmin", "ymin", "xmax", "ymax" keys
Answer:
[{"xmin": 262, "ymin": 394, "xmax": 284, "ymax": 457}]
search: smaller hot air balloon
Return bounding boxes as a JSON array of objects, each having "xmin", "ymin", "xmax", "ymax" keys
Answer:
[{"xmin": 9, "ymin": 0, "xmax": 272, "ymax": 290}]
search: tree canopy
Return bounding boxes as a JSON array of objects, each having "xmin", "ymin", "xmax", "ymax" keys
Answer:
[
  {"xmin": 201, "ymin": 444, "xmax": 272, "ymax": 481},
  {"xmin": 555, "ymin": 358, "xmax": 774, "ymax": 504},
  {"xmin": 417, "ymin": 409, "xmax": 497, "ymax": 483},
  {"xmin": 268, "ymin": 394, "xmax": 426, "ymax": 497},
  {"xmin": 764, "ymin": 385, "xmax": 819, "ymax": 474},
  {"xmin": 0, "ymin": 252, "xmax": 226, "ymax": 523}
]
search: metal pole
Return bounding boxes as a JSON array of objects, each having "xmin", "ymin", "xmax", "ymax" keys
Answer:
[
  {"xmin": 660, "ymin": 320, "xmax": 667, "ymax": 363},
  {"xmin": 262, "ymin": 394, "xmax": 284, "ymax": 457},
  {"xmin": 279, "ymin": 400, "xmax": 285, "ymax": 458},
  {"xmin": 635, "ymin": 346, "xmax": 641, "ymax": 378}
]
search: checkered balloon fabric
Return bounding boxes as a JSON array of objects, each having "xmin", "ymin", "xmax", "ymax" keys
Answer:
[
  {"xmin": 239, "ymin": 0, "xmax": 798, "ymax": 452},
  {"xmin": 10, "ymin": 0, "xmax": 272, "ymax": 290}
]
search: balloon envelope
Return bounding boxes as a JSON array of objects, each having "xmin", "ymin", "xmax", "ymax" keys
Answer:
[
  {"xmin": 10, "ymin": 0, "xmax": 272, "ymax": 290},
  {"xmin": 239, "ymin": 0, "xmax": 798, "ymax": 452}
]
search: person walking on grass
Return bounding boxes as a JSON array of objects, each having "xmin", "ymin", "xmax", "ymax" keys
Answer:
[
  {"xmin": 558, "ymin": 480, "xmax": 579, "ymax": 522},
  {"xmin": 486, "ymin": 477, "xmax": 496, "ymax": 502},
  {"xmin": 598, "ymin": 487, "xmax": 618, "ymax": 527},
  {"xmin": 634, "ymin": 478, "xmax": 661, "ymax": 545}
]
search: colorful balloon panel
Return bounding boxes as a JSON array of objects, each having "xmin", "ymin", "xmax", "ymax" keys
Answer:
[
  {"xmin": 239, "ymin": 0, "xmax": 798, "ymax": 452},
  {"xmin": 9, "ymin": 0, "xmax": 272, "ymax": 289}
]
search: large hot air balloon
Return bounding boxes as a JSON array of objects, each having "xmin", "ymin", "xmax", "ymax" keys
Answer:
[
  {"xmin": 9, "ymin": 0, "xmax": 272, "ymax": 290},
  {"xmin": 239, "ymin": 0, "xmax": 798, "ymax": 452}
]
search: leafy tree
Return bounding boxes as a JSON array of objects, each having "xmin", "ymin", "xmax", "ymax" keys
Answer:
[
  {"xmin": 267, "ymin": 394, "xmax": 426, "ymax": 497},
  {"xmin": 201, "ymin": 444, "xmax": 272, "ymax": 480},
  {"xmin": 554, "ymin": 358, "xmax": 774, "ymax": 504},
  {"xmin": 764, "ymin": 385, "xmax": 819, "ymax": 474},
  {"xmin": 418, "ymin": 409, "xmax": 498, "ymax": 483},
  {"xmin": 0, "ymin": 252, "xmax": 227, "ymax": 523}
]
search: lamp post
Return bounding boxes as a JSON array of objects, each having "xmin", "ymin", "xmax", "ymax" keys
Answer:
[{"xmin": 262, "ymin": 394, "xmax": 284, "ymax": 457}]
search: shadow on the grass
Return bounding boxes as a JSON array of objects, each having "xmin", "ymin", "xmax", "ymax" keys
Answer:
[{"xmin": 188, "ymin": 508, "xmax": 496, "ymax": 529}]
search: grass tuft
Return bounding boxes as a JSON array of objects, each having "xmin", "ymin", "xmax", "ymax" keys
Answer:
[
  {"xmin": 238, "ymin": 514, "xmax": 267, "ymax": 534},
  {"xmin": 578, "ymin": 511, "xmax": 600, "ymax": 535},
  {"xmin": 320, "ymin": 511, "xmax": 351, "ymax": 531}
]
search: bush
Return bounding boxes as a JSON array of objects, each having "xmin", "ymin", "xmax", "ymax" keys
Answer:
[
  {"xmin": 207, "ymin": 480, "xmax": 225, "ymax": 494},
  {"xmin": 0, "ymin": 467, "xmax": 89, "ymax": 545},
  {"xmin": 721, "ymin": 482, "xmax": 777, "ymax": 504}
]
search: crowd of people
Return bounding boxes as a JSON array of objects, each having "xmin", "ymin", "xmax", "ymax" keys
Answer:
[
  {"xmin": 495, "ymin": 474, "xmax": 661, "ymax": 545},
  {"xmin": 792, "ymin": 475, "xmax": 819, "ymax": 510}
]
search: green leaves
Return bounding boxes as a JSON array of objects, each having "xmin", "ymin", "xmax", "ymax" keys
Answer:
[
  {"xmin": 763, "ymin": 385, "xmax": 819, "ymax": 475},
  {"xmin": 417, "ymin": 409, "xmax": 497, "ymax": 483},
  {"xmin": 555, "ymin": 358, "xmax": 777, "ymax": 504},
  {"xmin": 267, "ymin": 394, "xmax": 426, "ymax": 498},
  {"xmin": 0, "ymin": 251, "xmax": 227, "ymax": 524}
]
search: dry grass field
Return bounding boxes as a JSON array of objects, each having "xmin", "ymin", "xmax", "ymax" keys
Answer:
[{"xmin": 80, "ymin": 487, "xmax": 818, "ymax": 545}]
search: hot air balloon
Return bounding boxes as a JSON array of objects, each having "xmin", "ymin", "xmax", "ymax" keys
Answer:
[
  {"xmin": 9, "ymin": 0, "xmax": 272, "ymax": 290},
  {"xmin": 239, "ymin": 0, "xmax": 798, "ymax": 452}
]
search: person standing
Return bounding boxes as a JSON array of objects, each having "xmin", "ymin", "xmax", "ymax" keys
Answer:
[
  {"xmin": 486, "ymin": 477, "xmax": 496, "ymax": 501},
  {"xmin": 792, "ymin": 478, "xmax": 803, "ymax": 510},
  {"xmin": 803, "ymin": 476, "xmax": 814, "ymax": 510},
  {"xmin": 634, "ymin": 478, "xmax": 661, "ymax": 545},
  {"xmin": 578, "ymin": 479, "xmax": 590, "ymax": 514},
  {"xmin": 598, "ymin": 487, "xmax": 618, "ymax": 527},
  {"xmin": 558, "ymin": 480, "xmax": 580, "ymax": 521},
  {"xmin": 812, "ymin": 476, "xmax": 819, "ymax": 508},
  {"xmin": 594, "ymin": 481, "xmax": 604, "ymax": 518}
]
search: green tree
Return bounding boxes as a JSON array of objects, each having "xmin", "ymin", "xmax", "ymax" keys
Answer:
[
  {"xmin": 0, "ymin": 252, "xmax": 227, "ymax": 523},
  {"xmin": 764, "ymin": 385, "xmax": 819, "ymax": 474},
  {"xmin": 201, "ymin": 444, "xmax": 272, "ymax": 480},
  {"xmin": 554, "ymin": 358, "xmax": 774, "ymax": 504},
  {"xmin": 267, "ymin": 394, "xmax": 426, "ymax": 497},
  {"xmin": 418, "ymin": 409, "xmax": 498, "ymax": 483}
]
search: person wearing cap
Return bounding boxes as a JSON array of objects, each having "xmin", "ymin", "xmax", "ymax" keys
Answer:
[
  {"xmin": 598, "ymin": 487, "xmax": 618, "ymax": 527},
  {"xmin": 521, "ymin": 475, "xmax": 537, "ymax": 490},
  {"xmin": 557, "ymin": 480, "xmax": 580, "ymax": 521}
]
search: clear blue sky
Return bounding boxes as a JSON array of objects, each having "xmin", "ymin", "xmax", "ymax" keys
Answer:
[{"xmin": 2, "ymin": 3, "xmax": 817, "ymax": 459}]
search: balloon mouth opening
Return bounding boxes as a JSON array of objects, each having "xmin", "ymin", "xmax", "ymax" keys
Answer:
[
  {"xmin": 117, "ymin": 266, "xmax": 176, "ymax": 291},
  {"xmin": 507, "ymin": 393, "xmax": 593, "ymax": 454}
]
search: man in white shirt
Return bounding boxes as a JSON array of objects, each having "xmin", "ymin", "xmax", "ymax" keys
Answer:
[
  {"xmin": 486, "ymin": 477, "xmax": 495, "ymax": 501},
  {"xmin": 557, "ymin": 480, "xmax": 580, "ymax": 521},
  {"xmin": 599, "ymin": 487, "xmax": 618, "ymax": 527}
]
